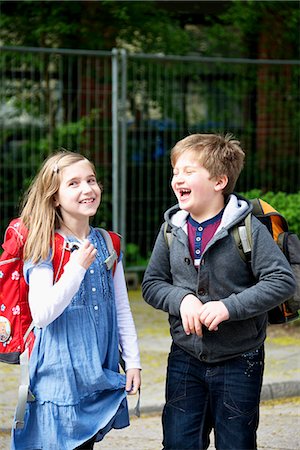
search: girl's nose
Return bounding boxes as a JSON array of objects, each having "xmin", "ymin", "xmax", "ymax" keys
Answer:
[{"xmin": 82, "ymin": 181, "xmax": 93, "ymax": 193}]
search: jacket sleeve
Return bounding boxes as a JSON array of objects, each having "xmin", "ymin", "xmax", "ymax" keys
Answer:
[
  {"xmin": 222, "ymin": 216, "xmax": 296, "ymax": 321},
  {"xmin": 142, "ymin": 223, "xmax": 195, "ymax": 317}
]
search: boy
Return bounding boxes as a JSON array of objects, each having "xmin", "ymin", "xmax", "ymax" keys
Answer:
[{"xmin": 142, "ymin": 134, "xmax": 296, "ymax": 450}]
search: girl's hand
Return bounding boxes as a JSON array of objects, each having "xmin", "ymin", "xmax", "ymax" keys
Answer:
[
  {"xmin": 125, "ymin": 368, "xmax": 141, "ymax": 395},
  {"xmin": 70, "ymin": 239, "xmax": 97, "ymax": 270}
]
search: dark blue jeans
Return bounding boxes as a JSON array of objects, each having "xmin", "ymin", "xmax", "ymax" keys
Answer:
[{"xmin": 162, "ymin": 343, "xmax": 264, "ymax": 450}]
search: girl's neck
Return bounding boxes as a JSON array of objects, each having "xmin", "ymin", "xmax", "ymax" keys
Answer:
[{"xmin": 59, "ymin": 221, "xmax": 90, "ymax": 241}]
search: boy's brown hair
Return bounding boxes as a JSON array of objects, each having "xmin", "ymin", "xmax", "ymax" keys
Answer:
[{"xmin": 170, "ymin": 133, "xmax": 245, "ymax": 195}]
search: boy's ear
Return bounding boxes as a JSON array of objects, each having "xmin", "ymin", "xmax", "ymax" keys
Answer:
[{"xmin": 215, "ymin": 174, "xmax": 228, "ymax": 192}]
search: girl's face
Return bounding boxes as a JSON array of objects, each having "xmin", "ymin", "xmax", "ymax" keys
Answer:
[
  {"xmin": 55, "ymin": 160, "xmax": 101, "ymax": 224},
  {"xmin": 171, "ymin": 150, "xmax": 225, "ymax": 222}
]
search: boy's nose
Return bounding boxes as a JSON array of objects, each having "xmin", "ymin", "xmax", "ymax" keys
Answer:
[{"xmin": 175, "ymin": 174, "xmax": 185, "ymax": 183}]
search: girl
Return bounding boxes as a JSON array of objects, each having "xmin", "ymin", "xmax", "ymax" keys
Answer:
[{"xmin": 11, "ymin": 150, "xmax": 141, "ymax": 450}]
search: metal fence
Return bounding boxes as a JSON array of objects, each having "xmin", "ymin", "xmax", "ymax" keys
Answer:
[{"xmin": 1, "ymin": 46, "xmax": 299, "ymax": 267}]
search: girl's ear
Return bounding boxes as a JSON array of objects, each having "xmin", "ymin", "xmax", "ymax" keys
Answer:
[
  {"xmin": 215, "ymin": 175, "xmax": 228, "ymax": 192},
  {"xmin": 53, "ymin": 196, "xmax": 59, "ymax": 207}
]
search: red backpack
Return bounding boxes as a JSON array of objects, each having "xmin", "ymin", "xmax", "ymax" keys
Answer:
[{"xmin": 0, "ymin": 218, "xmax": 121, "ymax": 365}]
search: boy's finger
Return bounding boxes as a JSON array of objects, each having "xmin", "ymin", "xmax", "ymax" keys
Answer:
[
  {"xmin": 187, "ymin": 316, "xmax": 195, "ymax": 334},
  {"xmin": 194, "ymin": 318, "xmax": 203, "ymax": 336},
  {"xmin": 182, "ymin": 315, "xmax": 190, "ymax": 335}
]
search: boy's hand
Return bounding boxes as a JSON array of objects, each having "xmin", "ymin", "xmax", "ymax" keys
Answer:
[
  {"xmin": 198, "ymin": 301, "xmax": 229, "ymax": 331},
  {"xmin": 180, "ymin": 294, "xmax": 204, "ymax": 336},
  {"xmin": 125, "ymin": 368, "xmax": 141, "ymax": 395}
]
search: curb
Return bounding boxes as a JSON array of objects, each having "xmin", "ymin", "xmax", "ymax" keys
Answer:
[
  {"xmin": 130, "ymin": 380, "xmax": 300, "ymax": 416},
  {"xmin": 260, "ymin": 380, "xmax": 300, "ymax": 401}
]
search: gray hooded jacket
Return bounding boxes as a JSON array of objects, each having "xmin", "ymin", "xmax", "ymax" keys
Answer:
[{"xmin": 142, "ymin": 194, "xmax": 296, "ymax": 363}]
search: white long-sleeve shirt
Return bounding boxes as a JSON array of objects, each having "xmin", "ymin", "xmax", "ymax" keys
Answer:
[{"xmin": 27, "ymin": 259, "xmax": 141, "ymax": 370}]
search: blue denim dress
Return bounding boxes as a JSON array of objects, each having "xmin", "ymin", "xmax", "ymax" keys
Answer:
[{"xmin": 11, "ymin": 227, "xmax": 129, "ymax": 450}]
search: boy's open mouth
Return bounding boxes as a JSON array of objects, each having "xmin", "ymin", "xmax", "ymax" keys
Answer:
[{"xmin": 179, "ymin": 189, "xmax": 191, "ymax": 199}]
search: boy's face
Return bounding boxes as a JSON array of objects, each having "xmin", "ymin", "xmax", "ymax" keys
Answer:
[{"xmin": 171, "ymin": 150, "xmax": 226, "ymax": 222}]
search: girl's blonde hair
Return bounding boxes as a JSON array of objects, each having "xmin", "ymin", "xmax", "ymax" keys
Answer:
[
  {"xmin": 170, "ymin": 133, "xmax": 245, "ymax": 195},
  {"xmin": 21, "ymin": 150, "xmax": 97, "ymax": 263}
]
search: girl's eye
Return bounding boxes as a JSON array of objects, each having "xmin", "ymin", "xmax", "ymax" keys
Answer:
[{"xmin": 88, "ymin": 177, "xmax": 97, "ymax": 184}]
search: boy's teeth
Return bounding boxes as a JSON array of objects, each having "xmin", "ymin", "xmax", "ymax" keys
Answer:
[{"xmin": 180, "ymin": 189, "xmax": 190, "ymax": 196}]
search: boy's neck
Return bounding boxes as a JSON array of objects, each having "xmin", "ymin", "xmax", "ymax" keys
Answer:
[{"xmin": 190, "ymin": 197, "xmax": 225, "ymax": 224}]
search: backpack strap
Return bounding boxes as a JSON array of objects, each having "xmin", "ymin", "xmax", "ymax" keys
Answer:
[
  {"xmin": 163, "ymin": 222, "xmax": 173, "ymax": 248},
  {"xmin": 97, "ymin": 228, "xmax": 121, "ymax": 274},
  {"xmin": 14, "ymin": 347, "xmax": 35, "ymax": 429},
  {"xmin": 232, "ymin": 213, "xmax": 252, "ymax": 264}
]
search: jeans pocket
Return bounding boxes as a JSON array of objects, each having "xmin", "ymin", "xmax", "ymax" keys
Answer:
[
  {"xmin": 224, "ymin": 346, "xmax": 264, "ymax": 419},
  {"xmin": 166, "ymin": 345, "xmax": 190, "ymax": 407}
]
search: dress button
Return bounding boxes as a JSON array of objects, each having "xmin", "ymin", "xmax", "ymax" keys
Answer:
[
  {"xmin": 94, "ymin": 305, "xmax": 99, "ymax": 311},
  {"xmin": 90, "ymin": 269, "xmax": 94, "ymax": 274},
  {"xmin": 92, "ymin": 287, "xmax": 96, "ymax": 292}
]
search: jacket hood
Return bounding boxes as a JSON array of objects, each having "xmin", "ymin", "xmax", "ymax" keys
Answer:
[{"xmin": 164, "ymin": 193, "xmax": 252, "ymax": 233}]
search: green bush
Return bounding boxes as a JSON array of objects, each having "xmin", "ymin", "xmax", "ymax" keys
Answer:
[{"xmin": 240, "ymin": 190, "xmax": 300, "ymax": 236}]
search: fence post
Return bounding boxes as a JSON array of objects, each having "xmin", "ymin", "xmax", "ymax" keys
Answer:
[
  {"xmin": 120, "ymin": 49, "xmax": 128, "ymax": 255},
  {"xmin": 111, "ymin": 48, "xmax": 119, "ymax": 233}
]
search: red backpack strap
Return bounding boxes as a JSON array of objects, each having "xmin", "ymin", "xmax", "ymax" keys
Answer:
[
  {"xmin": 51, "ymin": 230, "xmax": 121, "ymax": 280},
  {"xmin": 97, "ymin": 229, "xmax": 121, "ymax": 275},
  {"xmin": 109, "ymin": 231, "xmax": 121, "ymax": 275},
  {"xmin": 108, "ymin": 231, "xmax": 121, "ymax": 260},
  {"xmin": 52, "ymin": 233, "xmax": 71, "ymax": 282}
]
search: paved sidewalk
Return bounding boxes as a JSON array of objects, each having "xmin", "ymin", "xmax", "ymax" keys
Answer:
[
  {"xmin": 95, "ymin": 398, "xmax": 300, "ymax": 450},
  {"xmin": 0, "ymin": 291, "xmax": 299, "ymax": 449}
]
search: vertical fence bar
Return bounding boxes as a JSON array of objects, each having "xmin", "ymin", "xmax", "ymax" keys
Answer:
[
  {"xmin": 111, "ymin": 48, "xmax": 119, "ymax": 232},
  {"xmin": 120, "ymin": 49, "xmax": 127, "ymax": 247}
]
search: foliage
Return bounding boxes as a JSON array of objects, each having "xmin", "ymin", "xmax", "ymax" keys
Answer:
[
  {"xmin": 203, "ymin": 0, "xmax": 300, "ymax": 59},
  {"xmin": 240, "ymin": 190, "xmax": 300, "ymax": 236},
  {"xmin": 0, "ymin": 0, "xmax": 192, "ymax": 54},
  {"xmin": 1, "ymin": 1, "xmax": 299, "ymax": 58},
  {"xmin": 125, "ymin": 243, "xmax": 150, "ymax": 268}
]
